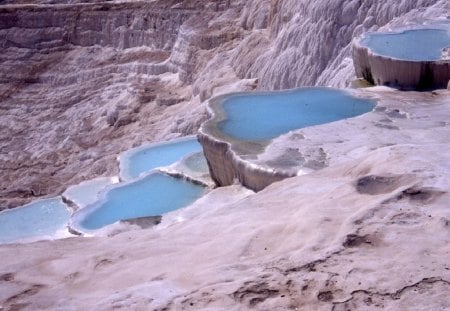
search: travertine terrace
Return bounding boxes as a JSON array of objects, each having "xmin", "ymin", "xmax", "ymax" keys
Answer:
[
  {"xmin": 1, "ymin": 0, "xmax": 450, "ymax": 310},
  {"xmin": 198, "ymin": 88, "xmax": 375, "ymax": 191},
  {"xmin": 353, "ymin": 27, "xmax": 450, "ymax": 90},
  {"xmin": 1, "ymin": 0, "xmax": 447, "ymax": 208}
]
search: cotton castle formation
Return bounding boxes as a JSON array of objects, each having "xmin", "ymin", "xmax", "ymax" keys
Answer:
[{"xmin": 0, "ymin": 0, "xmax": 449, "ymax": 310}]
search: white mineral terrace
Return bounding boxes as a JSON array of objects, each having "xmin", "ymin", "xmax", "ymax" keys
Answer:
[
  {"xmin": 353, "ymin": 23, "xmax": 450, "ymax": 90},
  {"xmin": 1, "ymin": 0, "xmax": 449, "ymax": 309}
]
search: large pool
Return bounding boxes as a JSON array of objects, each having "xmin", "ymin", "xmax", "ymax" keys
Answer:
[
  {"xmin": 70, "ymin": 172, "xmax": 206, "ymax": 232},
  {"xmin": 119, "ymin": 136, "xmax": 202, "ymax": 181},
  {"xmin": 361, "ymin": 28, "xmax": 450, "ymax": 61},
  {"xmin": 0, "ymin": 197, "xmax": 71, "ymax": 244},
  {"xmin": 218, "ymin": 88, "xmax": 375, "ymax": 141}
]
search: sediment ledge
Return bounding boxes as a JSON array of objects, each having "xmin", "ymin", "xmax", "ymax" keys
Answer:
[
  {"xmin": 197, "ymin": 91, "xmax": 301, "ymax": 192},
  {"xmin": 352, "ymin": 29, "xmax": 450, "ymax": 90},
  {"xmin": 197, "ymin": 128, "xmax": 291, "ymax": 191},
  {"xmin": 197, "ymin": 88, "xmax": 375, "ymax": 191}
]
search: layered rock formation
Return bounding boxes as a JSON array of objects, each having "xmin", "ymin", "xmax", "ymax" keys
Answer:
[
  {"xmin": 1, "ymin": 0, "xmax": 447, "ymax": 208},
  {"xmin": 1, "ymin": 0, "xmax": 450, "ymax": 310}
]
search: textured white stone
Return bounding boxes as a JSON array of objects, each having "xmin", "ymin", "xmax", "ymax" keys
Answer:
[{"xmin": 1, "ymin": 1, "xmax": 450, "ymax": 309}]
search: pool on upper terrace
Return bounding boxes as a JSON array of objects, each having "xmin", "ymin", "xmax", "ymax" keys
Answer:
[
  {"xmin": 119, "ymin": 136, "xmax": 202, "ymax": 181},
  {"xmin": 360, "ymin": 27, "xmax": 450, "ymax": 61},
  {"xmin": 215, "ymin": 87, "xmax": 376, "ymax": 142},
  {"xmin": 70, "ymin": 137, "xmax": 209, "ymax": 233}
]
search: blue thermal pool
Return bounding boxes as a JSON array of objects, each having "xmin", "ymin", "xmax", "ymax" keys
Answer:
[
  {"xmin": 70, "ymin": 172, "xmax": 206, "ymax": 231},
  {"xmin": 218, "ymin": 88, "xmax": 375, "ymax": 142},
  {"xmin": 361, "ymin": 28, "xmax": 450, "ymax": 61},
  {"xmin": 119, "ymin": 136, "xmax": 202, "ymax": 181},
  {"xmin": 63, "ymin": 177, "xmax": 119, "ymax": 208},
  {"xmin": 0, "ymin": 197, "xmax": 71, "ymax": 243},
  {"xmin": 181, "ymin": 152, "xmax": 210, "ymax": 174}
]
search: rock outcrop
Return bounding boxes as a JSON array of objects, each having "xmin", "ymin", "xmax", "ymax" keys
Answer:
[
  {"xmin": 197, "ymin": 126, "xmax": 291, "ymax": 191},
  {"xmin": 0, "ymin": 0, "xmax": 232, "ymax": 208}
]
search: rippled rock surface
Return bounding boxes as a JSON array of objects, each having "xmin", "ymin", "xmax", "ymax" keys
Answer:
[{"xmin": 1, "ymin": 88, "xmax": 450, "ymax": 311}]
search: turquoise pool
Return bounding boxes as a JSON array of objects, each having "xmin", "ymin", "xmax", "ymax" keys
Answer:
[
  {"xmin": 218, "ymin": 88, "xmax": 375, "ymax": 141},
  {"xmin": 63, "ymin": 177, "xmax": 119, "ymax": 208},
  {"xmin": 181, "ymin": 152, "xmax": 209, "ymax": 174},
  {"xmin": 71, "ymin": 172, "xmax": 206, "ymax": 231},
  {"xmin": 361, "ymin": 28, "xmax": 450, "ymax": 61},
  {"xmin": 119, "ymin": 136, "xmax": 202, "ymax": 181},
  {"xmin": 0, "ymin": 197, "xmax": 71, "ymax": 243}
]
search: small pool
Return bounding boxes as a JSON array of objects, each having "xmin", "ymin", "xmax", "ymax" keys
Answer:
[
  {"xmin": 180, "ymin": 152, "xmax": 210, "ymax": 174},
  {"xmin": 63, "ymin": 177, "xmax": 119, "ymax": 209},
  {"xmin": 218, "ymin": 88, "xmax": 375, "ymax": 141},
  {"xmin": 70, "ymin": 172, "xmax": 206, "ymax": 231},
  {"xmin": 361, "ymin": 28, "xmax": 450, "ymax": 61},
  {"xmin": 0, "ymin": 197, "xmax": 71, "ymax": 244},
  {"xmin": 161, "ymin": 151, "xmax": 214, "ymax": 187},
  {"xmin": 119, "ymin": 136, "xmax": 202, "ymax": 181}
]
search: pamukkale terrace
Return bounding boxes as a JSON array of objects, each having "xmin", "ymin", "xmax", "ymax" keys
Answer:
[{"xmin": 0, "ymin": 0, "xmax": 450, "ymax": 310}]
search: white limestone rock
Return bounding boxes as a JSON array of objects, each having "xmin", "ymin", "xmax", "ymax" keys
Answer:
[{"xmin": 1, "ymin": 1, "xmax": 450, "ymax": 309}]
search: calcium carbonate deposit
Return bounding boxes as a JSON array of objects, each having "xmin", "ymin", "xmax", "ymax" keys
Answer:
[{"xmin": 0, "ymin": 0, "xmax": 449, "ymax": 310}]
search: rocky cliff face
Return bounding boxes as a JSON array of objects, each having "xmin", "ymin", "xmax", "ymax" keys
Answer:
[{"xmin": 0, "ymin": 0, "xmax": 447, "ymax": 209}]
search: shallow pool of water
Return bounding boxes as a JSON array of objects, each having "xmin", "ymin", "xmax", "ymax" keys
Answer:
[
  {"xmin": 218, "ymin": 88, "xmax": 375, "ymax": 141},
  {"xmin": 361, "ymin": 28, "xmax": 450, "ymax": 61},
  {"xmin": 119, "ymin": 137, "xmax": 202, "ymax": 181},
  {"xmin": 181, "ymin": 152, "xmax": 209, "ymax": 173},
  {"xmin": 63, "ymin": 177, "xmax": 119, "ymax": 209},
  {"xmin": 71, "ymin": 172, "xmax": 205, "ymax": 231},
  {"xmin": 0, "ymin": 197, "xmax": 71, "ymax": 244}
]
